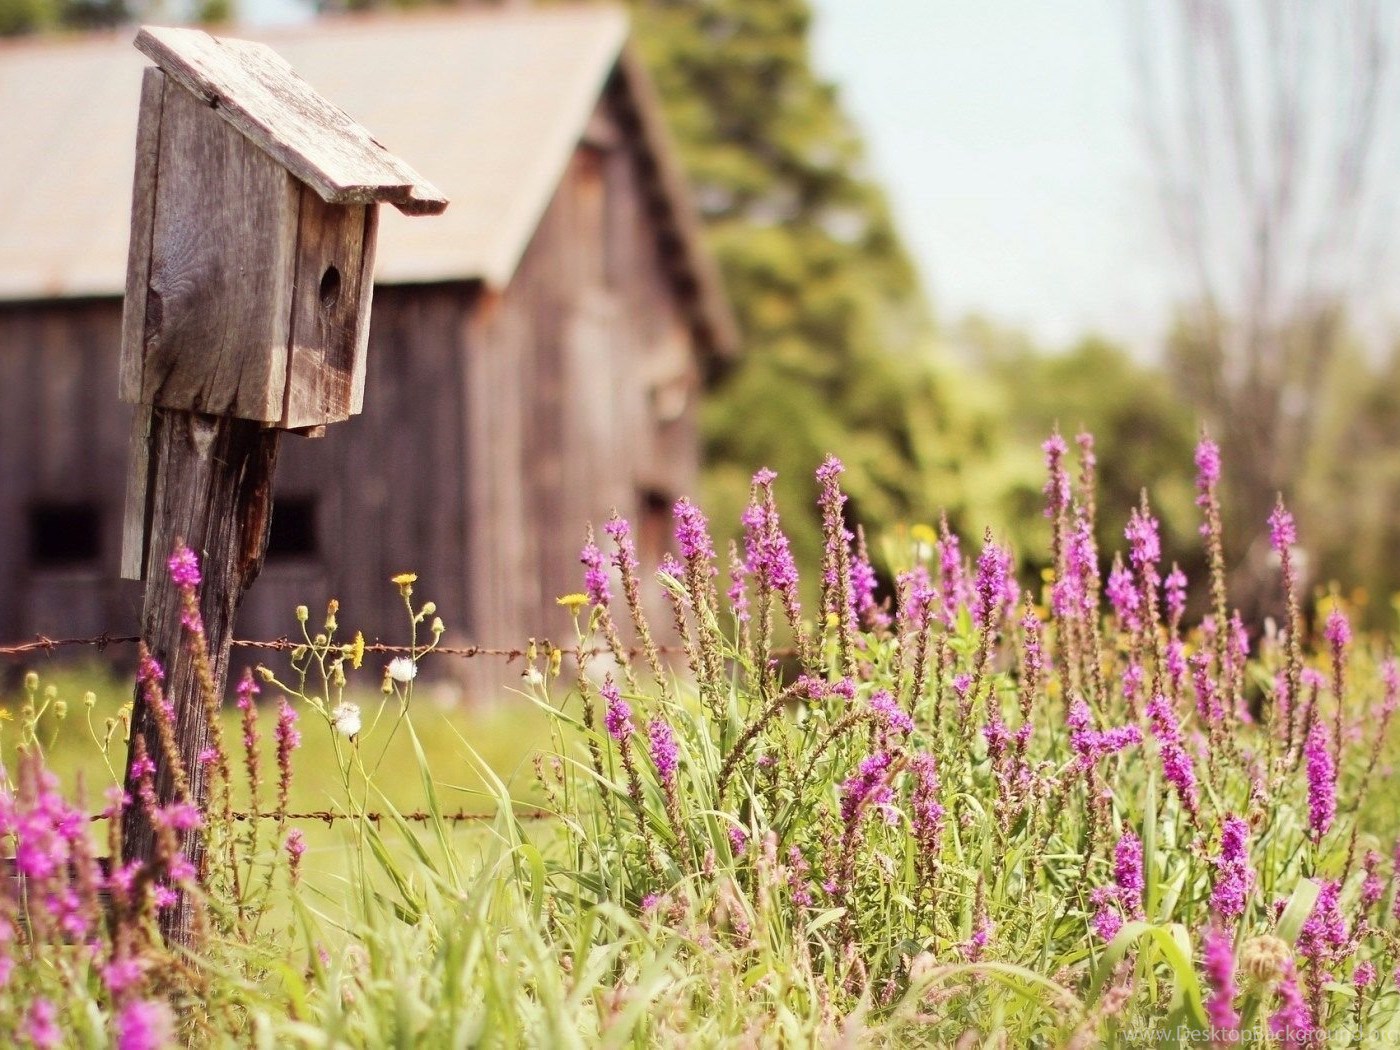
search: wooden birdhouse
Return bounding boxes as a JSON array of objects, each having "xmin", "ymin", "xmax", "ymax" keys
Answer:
[{"xmin": 118, "ymin": 26, "xmax": 447, "ymax": 431}]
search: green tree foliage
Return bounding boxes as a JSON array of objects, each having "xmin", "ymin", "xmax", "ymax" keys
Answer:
[
  {"xmin": 961, "ymin": 317, "xmax": 1200, "ymax": 576},
  {"xmin": 624, "ymin": 0, "xmax": 1034, "ymax": 571}
]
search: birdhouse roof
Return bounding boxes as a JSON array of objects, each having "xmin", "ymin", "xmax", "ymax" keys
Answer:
[
  {"xmin": 0, "ymin": 7, "xmax": 736, "ymax": 356},
  {"xmin": 134, "ymin": 25, "xmax": 447, "ymax": 216}
]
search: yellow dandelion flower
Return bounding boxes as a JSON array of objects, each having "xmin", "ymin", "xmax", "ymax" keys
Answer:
[
  {"xmin": 391, "ymin": 572, "xmax": 417, "ymax": 586},
  {"xmin": 557, "ymin": 593, "xmax": 590, "ymax": 610},
  {"xmin": 910, "ymin": 523, "xmax": 937, "ymax": 546},
  {"xmin": 350, "ymin": 631, "xmax": 365, "ymax": 670}
]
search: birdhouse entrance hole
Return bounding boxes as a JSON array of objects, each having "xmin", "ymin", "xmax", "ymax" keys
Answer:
[{"xmin": 319, "ymin": 265, "xmax": 341, "ymax": 310}]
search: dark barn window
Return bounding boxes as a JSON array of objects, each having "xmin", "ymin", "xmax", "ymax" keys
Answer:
[
  {"xmin": 267, "ymin": 496, "xmax": 318, "ymax": 560},
  {"xmin": 29, "ymin": 502, "xmax": 102, "ymax": 568}
]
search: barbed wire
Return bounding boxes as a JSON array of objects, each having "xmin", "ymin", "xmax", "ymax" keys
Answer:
[{"xmin": 0, "ymin": 634, "xmax": 705, "ymax": 661}]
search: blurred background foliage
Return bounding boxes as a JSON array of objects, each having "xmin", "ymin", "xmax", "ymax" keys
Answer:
[{"xmin": 7, "ymin": 0, "xmax": 1400, "ymax": 624}]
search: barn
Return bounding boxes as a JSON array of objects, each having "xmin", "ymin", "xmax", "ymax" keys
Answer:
[{"xmin": 0, "ymin": 6, "xmax": 737, "ymax": 685}]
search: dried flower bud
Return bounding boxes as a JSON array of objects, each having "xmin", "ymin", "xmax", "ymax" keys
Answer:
[
  {"xmin": 257, "ymin": 665, "xmax": 276, "ymax": 682},
  {"xmin": 1240, "ymin": 935, "xmax": 1291, "ymax": 985},
  {"xmin": 430, "ymin": 617, "xmax": 445, "ymax": 637},
  {"xmin": 23, "ymin": 672, "xmax": 38, "ymax": 693},
  {"xmin": 295, "ymin": 605, "xmax": 309, "ymax": 623},
  {"xmin": 52, "ymin": 699, "xmax": 67, "ymax": 719},
  {"xmin": 83, "ymin": 691, "xmax": 96, "ymax": 708},
  {"xmin": 421, "ymin": 601, "xmax": 436, "ymax": 617}
]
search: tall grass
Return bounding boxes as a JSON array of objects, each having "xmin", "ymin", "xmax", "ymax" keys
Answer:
[{"xmin": 2, "ymin": 432, "xmax": 1399, "ymax": 1046}]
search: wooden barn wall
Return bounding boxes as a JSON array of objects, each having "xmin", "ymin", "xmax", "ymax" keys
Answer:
[
  {"xmin": 0, "ymin": 300, "xmax": 142, "ymax": 648},
  {"xmin": 247, "ymin": 284, "xmax": 473, "ymax": 656},
  {"xmin": 463, "ymin": 96, "xmax": 702, "ymax": 655}
]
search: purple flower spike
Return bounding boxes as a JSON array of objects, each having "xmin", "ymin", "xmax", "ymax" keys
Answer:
[
  {"xmin": 971, "ymin": 538, "xmax": 1016, "ymax": 630},
  {"xmin": 1124, "ymin": 507, "xmax": 1161, "ymax": 571},
  {"xmin": 648, "ymin": 718, "xmax": 678, "ymax": 786},
  {"xmin": 600, "ymin": 678, "xmax": 633, "ymax": 742},
  {"xmin": 168, "ymin": 544, "xmax": 201, "ymax": 588},
  {"xmin": 1324, "ymin": 607, "xmax": 1351, "ymax": 650},
  {"xmin": 1202, "ymin": 925, "xmax": 1240, "ymax": 1034},
  {"xmin": 1114, "ymin": 829, "xmax": 1145, "ymax": 917},
  {"xmin": 580, "ymin": 539, "xmax": 610, "ymax": 607},
  {"xmin": 673, "ymin": 497, "xmax": 716, "ymax": 565},
  {"xmin": 1195, "ymin": 437, "xmax": 1222, "ymax": 493},
  {"xmin": 1268, "ymin": 504, "xmax": 1296, "ymax": 555},
  {"xmin": 1304, "ymin": 722, "xmax": 1336, "ymax": 841},
  {"xmin": 1210, "ymin": 815, "xmax": 1255, "ymax": 920}
]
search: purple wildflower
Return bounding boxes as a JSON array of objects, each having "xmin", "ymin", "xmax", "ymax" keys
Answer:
[
  {"xmin": 741, "ymin": 473, "xmax": 800, "ymax": 597},
  {"xmin": 648, "ymin": 718, "xmax": 679, "ymax": 786},
  {"xmin": 1164, "ymin": 565, "xmax": 1187, "ymax": 625},
  {"xmin": 1325, "ymin": 608, "xmax": 1351, "ymax": 650},
  {"xmin": 1269, "ymin": 505, "xmax": 1297, "ymax": 554},
  {"xmin": 1210, "ymin": 815, "xmax": 1255, "ymax": 920},
  {"xmin": 116, "ymin": 999, "xmax": 173, "ymax": 1050},
  {"xmin": 1068, "ymin": 698, "xmax": 1141, "ymax": 767},
  {"xmin": 870, "ymin": 690, "xmax": 913, "ymax": 739},
  {"xmin": 167, "ymin": 544, "xmax": 201, "ymax": 588},
  {"xmin": 1125, "ymin": 507, "xmax": 1161, "ymax": 571},
  {"xmin": 1304, "ymin": 721, "xmax": 1335, "ymax": 842},
  {"xmin": 1146, "ymin": 693, "xmax": 1199, "ymax": 818},
  {"xmin": 103, "ymin": 956, "xmax": 146, "ymax": 995},
  {"xmin": 728, "ymin": 826, "xmax": 749, "ymax": 853},
  {"xmin": 1089, "ymin": 886, "xmax": 1123, "ymax": 941},
  {"xmin": 1114, "ymin": 829, "xmax": 1145, "ymax": 918},
  {"xmin": 26, "ymin": 998, "xmax": 60, "ymax": 1049},
  {"xmin": 1355, "ymin": 961, "xmax": 1377, "ymax": 989},
  {"xmin": 1105, "ymin": 557, "xmax": 1140, "ymax": 629},
  {"xmin": 1195, "ymin": 437, "xmax": 1222, "ymax": 497},
  {"xmin": 1298, "ymin": 880, "xmax": 1348, "ymax": 966},
  {"xmin": 1270, "ymin": 959, "xmax": 1313, "ymax": 1044},
  {"xmin": 600, "ymin": 678, "xmax": 634, "ymax": 742},
  {"xmin": 580, "ymin": 539, "xmax": 610, "ymax": 607},
  {"xmin": 971, "ymin": 537, "xmax": 1017, "ymax": 630},
  {"xmin": 908, "ymin": 752, "xmax": 945, "ymax": 855},
  {"xmin": 673, "ymin": 497, "xmax": 716, "ymax": 566},
  {"xmin": 841, "ymin": 752, "xmax": 896, "ymax": 826},
  {"xmin": 1202, "ymin": 925, "xmax": 1240, "ymax": 1034}
]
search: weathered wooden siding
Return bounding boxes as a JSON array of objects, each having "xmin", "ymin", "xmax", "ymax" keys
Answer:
[
  {"xmin": 463, "ymin": 93, "xmax": 702, "ymax": 654},
  {"xmin": 243, "ymin": 284, "xmax": 473, "ymax": 653},
  {"xmin": 0, "ymin": 300, "xmax": 141, "ymax": 644}
]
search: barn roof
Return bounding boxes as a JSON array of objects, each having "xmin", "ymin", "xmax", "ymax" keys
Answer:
[{"xmin": 0, "ymin": 7, "xmax": 737, "ymax": 355}]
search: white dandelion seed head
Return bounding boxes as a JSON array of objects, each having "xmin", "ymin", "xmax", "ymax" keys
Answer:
[
  {"xmin": 331, "ymin": 701, "xmax": 362, "ymax": 737},
  {"xmin": 387, "ymin": 657, "xmax": 418, "ymax": 684}
]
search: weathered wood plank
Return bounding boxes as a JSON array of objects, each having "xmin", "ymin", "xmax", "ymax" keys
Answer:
[
  {"xmin": 281, "ymin": 187, "xmax": 367, "ymax": 428},
  {"xmin": 120, "ymin": 404, "xmax": 155, "ymax": 581},
  {"xmin": 134, "ymin": 26, "xmax": 448, "ymax": 216},
  {"xmin": 119, "ymin": 67, "xmax": 167, "ymax": 404},
  {"xmin": 121, "ymin": 408, "xmax": 280, "ymax": 944},
  {"xmin": 142, "ymin": 83, "xmax": 297, "ymax": 420}
]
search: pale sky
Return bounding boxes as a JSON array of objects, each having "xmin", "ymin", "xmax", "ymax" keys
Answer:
[{"xmin": 810, "ymin": 0, "xmax": 1175, "ymax": 352}]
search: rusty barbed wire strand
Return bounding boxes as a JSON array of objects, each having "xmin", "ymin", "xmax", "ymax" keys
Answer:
[
  {"xmin": 1, "ymin": 634, "xmax": 798, "ymax": 660},
  {"xmin": 82, "ymin": 808, "xmax": 556, "ymax": 825}
]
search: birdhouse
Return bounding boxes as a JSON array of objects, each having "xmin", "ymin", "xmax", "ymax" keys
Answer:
[{"xmin": 118, "ymin": 26, "xmax": 447, "ymax": 431}]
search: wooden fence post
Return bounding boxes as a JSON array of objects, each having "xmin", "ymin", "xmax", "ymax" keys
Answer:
[{"xmin": 115, "ymin": 25, "xmax": 446, "ymax": 945}]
